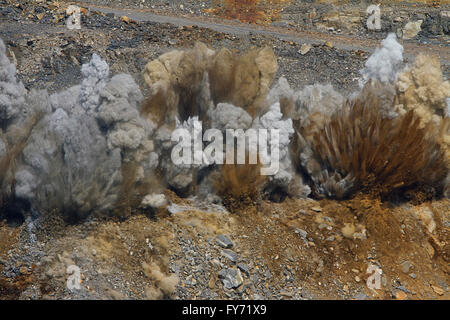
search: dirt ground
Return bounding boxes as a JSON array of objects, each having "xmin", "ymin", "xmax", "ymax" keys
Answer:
[{"xmin": 0, "ymin": 194, "xmax": 448, "ymax": 300}]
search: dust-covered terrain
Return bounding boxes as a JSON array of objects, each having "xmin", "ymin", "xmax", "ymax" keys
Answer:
[{"xmin": 0, "ymin": 0, "xmax": 449, "ymax": 300}]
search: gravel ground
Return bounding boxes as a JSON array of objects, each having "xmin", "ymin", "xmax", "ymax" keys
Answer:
[
  {"xmin": 79, "ymin": 0, "xmax": 213, "ymax": 16},
  {"xmin": 0, "ymin": 1, "xmax": 371, "ymax": 95},
  {"xmin": 1, "ymin": 1, "xmax": 448, "ymax": 94},
  {"xmin": 76, "ymin": 0, "xmax": 450, "ymax": 43}
]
